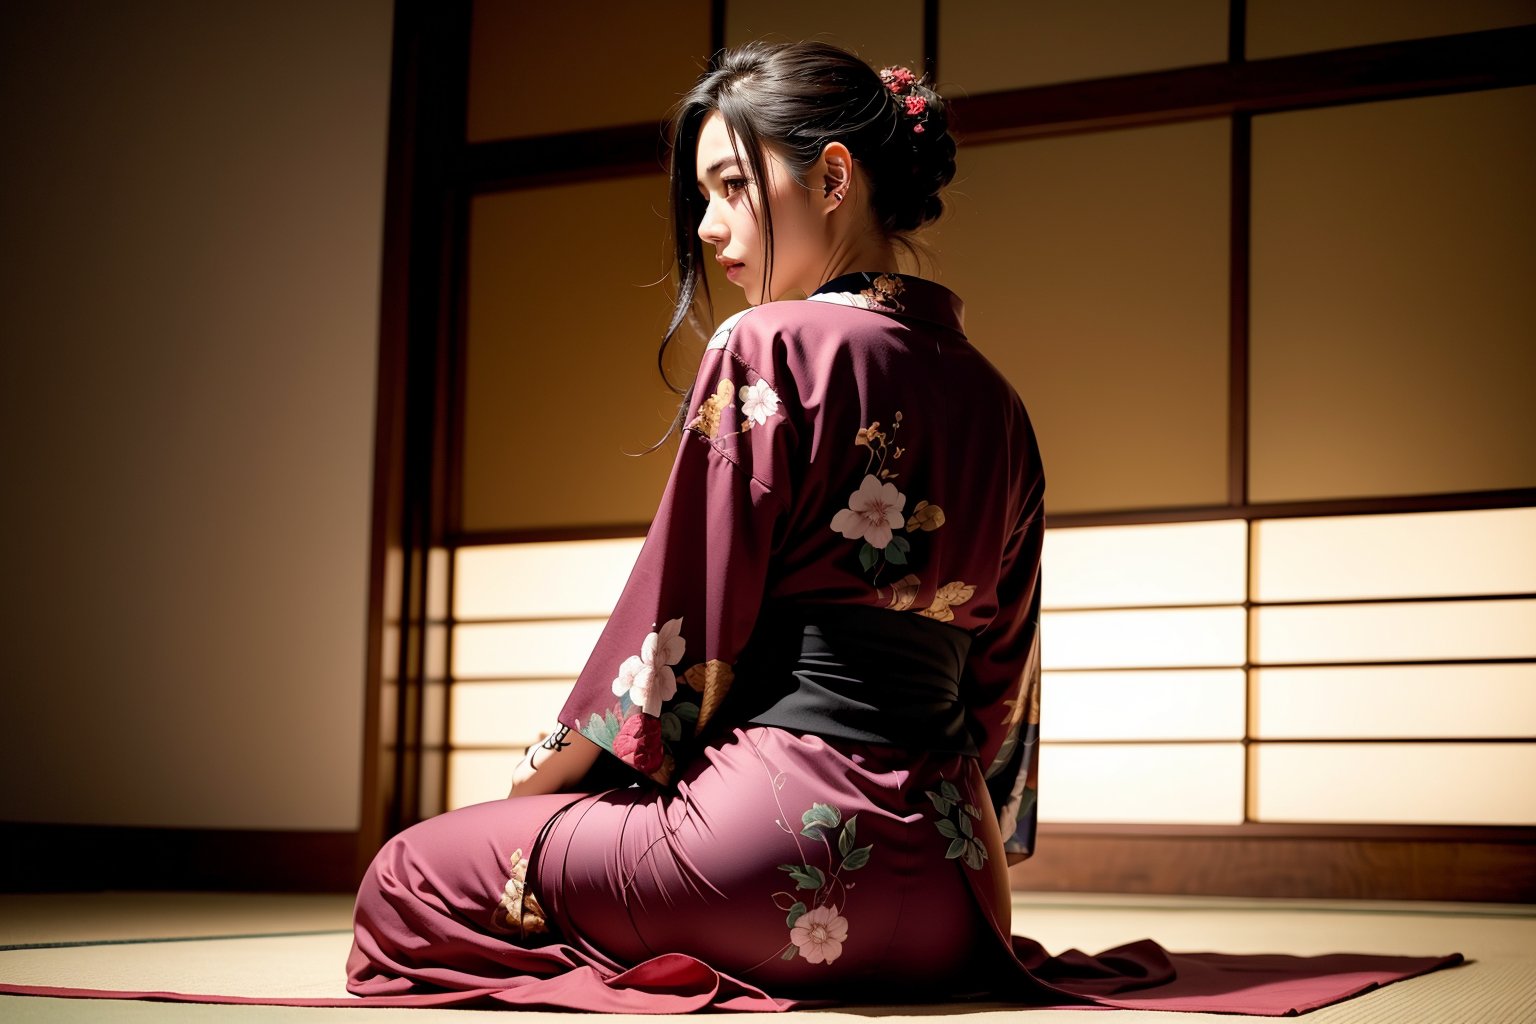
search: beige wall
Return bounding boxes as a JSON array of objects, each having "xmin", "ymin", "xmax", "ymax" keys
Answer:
[{"xmin": 0, "ymin": 1, "xmax": 393, "ymax": 830}]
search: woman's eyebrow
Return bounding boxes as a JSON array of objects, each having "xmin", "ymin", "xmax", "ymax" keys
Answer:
[{"xmin": 697, "ymin": 157, "xmax": 740, "ymax": 188}]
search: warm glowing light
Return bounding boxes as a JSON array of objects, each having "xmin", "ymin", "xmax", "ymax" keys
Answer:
[
  {"xmin": 455, "ymin": 538, "xmax": 643, "ymax": 619},
  {"xmin": 450, "ymin": 680, "xmax": 573, "ymax": 747},
  {"xmin": 1254, "ymin": 664, "xmax": 1536, "ymax": 738},
  {"xmin": 1042, "ymin": 607, "xmax": 1246, "ymax": 669},
  {"xmin": 1252, "ymin": 599, "xmax": 1536, "ymax": 664},
  {"xmin": 446, "ymin": 507, "xmax": 1536, "ymax": 829},
  {"xmin": 452, "ymin": 619, "xmax": 606, "ymax": 679},
  {"xmin": 1043, "ymin": 519, "xmax": 1247, "ymax": 608},
  {"xmin": 447, "ymin": 750, "xmax": 522, "ymax": 810},
  {"xmin": 1038, "ymin": 743, "xmax": 1245, "ymax": 823},
  {"xmin": 1253, "ymin": 507, "xmax": 1536, "ymax": 602},
  {"xmin": 1251, "ymin": 742, "xmax": 1536, "ymax": 825},
  {"xmin": 1041, "ymin": 669, "xmax": 1245, "ymax": 740}
]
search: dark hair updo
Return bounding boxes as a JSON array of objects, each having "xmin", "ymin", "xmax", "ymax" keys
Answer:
[{"xmin": 638, "ymin": 39, "xmax": 958, "ymax": 453}]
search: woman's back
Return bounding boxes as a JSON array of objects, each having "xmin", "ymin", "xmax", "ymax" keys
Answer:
[
  {"xmin": 452, "ymin": 269, "xmax": 1041, "ymax": 999},
  {"xmin": 546, "ymin": 270, "xmax": 1044, "ymax": 867}
]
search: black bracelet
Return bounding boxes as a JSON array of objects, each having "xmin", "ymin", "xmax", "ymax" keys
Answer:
[{"xmin": 530, "ymin": 724, "xmax": 572, "ymax": 769}]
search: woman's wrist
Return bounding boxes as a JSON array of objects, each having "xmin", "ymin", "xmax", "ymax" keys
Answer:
[{"xmin": 507, "ymin": 724, "xmax": 600, "ymax": 797}]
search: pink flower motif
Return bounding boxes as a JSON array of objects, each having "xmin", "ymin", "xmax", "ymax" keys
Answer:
[
  {"xmin": 829, "ymin": 474, "xmax": 907, "ymax": 549},
  {"xmin": 880, "ymin": 66, "xmax": 915, "ymax": 93},
  {"xmin": 790, "ymin": 904, "xmax": 849, "ymax": 964},
  {"xmin": 904, "ymin": 96, "xmax": 927, "ymax": 116},
  {"xmin": 613, "ymin": 711, "xmax": 663, "ymax": 773},
  {"xmin": 612, "ymin": 615, "xmax": 685, "ymax": 714}
]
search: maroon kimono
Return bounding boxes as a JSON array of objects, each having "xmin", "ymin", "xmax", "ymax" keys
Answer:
[
  {"xmin": 336, "ymin": 271, "xmax": 1462, "ymax": 1012},
  {"xmin": 0, "ymin": 272, "xmax": 1463, "ymax": 1014}
]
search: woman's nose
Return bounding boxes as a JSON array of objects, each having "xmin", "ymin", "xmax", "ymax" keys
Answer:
[{"xmin": 697, "ymin": 200, "xmax": 723, "ymax": 244}]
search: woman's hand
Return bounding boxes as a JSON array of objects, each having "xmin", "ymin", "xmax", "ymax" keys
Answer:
[{"xmin": 507, "ymin": 724, "xmax": 601, "ymax": 798}]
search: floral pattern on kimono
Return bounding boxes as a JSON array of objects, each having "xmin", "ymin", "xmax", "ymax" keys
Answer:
[
  {"xmin": 805, "ymin": 271, "xmax": 1043, "ymax": 863},
  {"xmin": 557, "ymin": 307, "xmax": 798, "ymax": 787},
  {"xmin": 767, "ymin": 798, "xmax": 872, "ymax": 966},
  {"xmin": 491, "ymin": 847, "xmax": 549, "ymax": 941},
  {"xmin": 827, "ymin": 407, "xmax": 977, "ymax": 623},
  {"xmin": 924, "ymin": 775, "xmax": 988, "ymax": 871}
]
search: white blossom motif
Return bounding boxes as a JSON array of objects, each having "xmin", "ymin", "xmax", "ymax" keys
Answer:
[
  {"xmin": 829, "ymin": 474, "xmax": 907, "ymax": 549},
  {"xmin": 738, "ymin": 378, "xmax": 781, "ymax": 425},
  {"xmin": 612, "ymin": 615, "xmax": 686, "ymax": 715}
]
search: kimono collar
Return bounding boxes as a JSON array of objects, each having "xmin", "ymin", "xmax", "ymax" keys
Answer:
[{"xmin": 805, "ymin": 271, "xmax": 966, "ymax": 335}]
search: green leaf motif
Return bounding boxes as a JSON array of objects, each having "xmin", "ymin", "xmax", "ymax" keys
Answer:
[
  {"xmin": 940, "ymin": 780, "xmax": 960, "ymax": 802},
  {"xmin": 838, "ymin": 823, "xmax": 854, "ymax": 857},
  {"xmin": 925, "ymin": 790, "xmax": 953, "ymax": 816},
  {"xmin": 963, "ymin": 803, "xmax": 981, "ymax": 819},
  {"xmin": 781, "ymin": 945, "xmax": 798, "ymax": 960},
  {"xmin": 962, "ymin": 839, "xmax": 986, "ymax": 871},
  {"xmin": 581, "ymin": 708, "xmax": 623, "ymax": 749},
  {"xmin": 945, "ymin": 837, "xmax": 969, "ymax": 860},
  {"xmin": 784, "ymin": 864, "xmax": 825, "ymax": 891},
  {"xmin": 786, "ymin": 901, "xmax": 807, "ymax": 927},
  {"xmin": 659, "ymin": 712, "xmax": 682, "ymax": 742},
  {"xmin": 858, "ymin": 543, "xmax": 877, "ymax": 570},
  {"xmin": 935, "ymin": 817, "xmax": 960, "ymax": 839},
  {"xmin": 673, "ymin": 701, "xmax": 700, "ymax": 724},
  {"xmin": 842, "ymin": 844, "xmax": 872, "ymax": 871},
  {"xmin": 958, "ymin": 812, "xmax": 973, "ymax": 838},
  {"xmin": 885, "ymin": 543, "xmax": 908, "ymax": 565},
  {"xmin": 802, "ymin": 802, "xmax": 840, "ymax": 832}
]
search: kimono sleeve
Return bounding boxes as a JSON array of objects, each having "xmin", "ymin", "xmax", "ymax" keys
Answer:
[
  {"xmin": 961, "ymin": 507, "xmax": 1044, "ymax": 861},
  {"xmin": 555, "ymin": 310, "xmax": 798, "ymax": 789}
]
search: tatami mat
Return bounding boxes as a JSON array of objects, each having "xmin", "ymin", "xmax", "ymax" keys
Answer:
[{"xmin": 1, "ymin": 891, "xmax": 1531, "ymax": 1022}]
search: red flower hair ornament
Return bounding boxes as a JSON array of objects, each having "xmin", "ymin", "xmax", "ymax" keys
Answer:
[{"xmin": 878, "ymin": 64, "xmax": 931, "ymax": 135}]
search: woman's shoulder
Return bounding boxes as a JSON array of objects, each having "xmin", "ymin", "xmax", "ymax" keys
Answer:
[
  {"xmin": 706, "ymin": 295, "xmax": 864, "ymax": 346},
  {"xmin": 705, "ymin": 297, "xmax": 892, "ymax": 382}
]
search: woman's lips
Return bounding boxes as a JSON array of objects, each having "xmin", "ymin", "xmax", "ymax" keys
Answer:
[{"xmin": 726, "ymin": 262, "xmax": 744, "ymax": 278}]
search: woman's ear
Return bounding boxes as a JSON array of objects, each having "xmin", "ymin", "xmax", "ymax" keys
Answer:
[{"xmin": 818, "ymin": 141, "xmax": 854, "ymax": 205}]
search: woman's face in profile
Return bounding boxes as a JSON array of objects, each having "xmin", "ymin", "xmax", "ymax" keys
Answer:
[{"xmin": 694, "ymin": 109, "xmax": 823, "ymax": 304}]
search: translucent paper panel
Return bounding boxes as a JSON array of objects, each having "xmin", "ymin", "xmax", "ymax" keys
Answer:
[
  {"xmin": 1248, "ymin": 0, "xmax": 1536, "ymax": 60},
  {"xmin": 1038, "ymin": 742, "xmax": 1245, "ymax": 823},
  {"xmin": 942, "ymin": 0, "xmax": 1228, "ymax": 91},
  {"xmin": 468, "ymin": 1, "xmax": 710, "ymax": 141},
  {"xmin": 1253, "ymin": 507, "xmax": 1536, "ymax": 602},
  {"xmin": 1250, "ymin": 86, "xmax": 1536, "ymax": 503},
  {"xmin": 1251, "ymin": 742, "xmax": 1536, "ymax": 825},
  {"xmin": 1042, "ymin": 520, "xmax": 1246, "ymax": 608},
  {"xmin": 1042, "ymin": 607, "xmax": 1246, "ymax": 669},
  {"xmin": 724, "ymin": 0, "xmax": 922, "ymax": 73},
  {"xmin": 447, "ymin": 750, "xmax": 521, "ymax": 811},
  {"xmin": 450, "ymin": 681, "xmax": 573, "ymax": 748},
  {"xmin": 463, "ymin": 181, "xmax": 692, "ymax": 533},
  {"xmin": 1041, "ymin": 669, "xmax": 1245, "ymax": 741},
  {"xmin": 455, "ymin": 538, "xmax": 643, "ymax": 619},
  {"xmin": 1254, "ymin": 664, "xmax": 1536, "ymax": 739},
  {"xmin": 453, "ymin": 619, "xmax": 606, "ymax": 679},
  {"xmin": 939, "ymin": 119, "xmax": 1230, "ymax": 515},
  {"xmin": 1252, "ymin": 599, "xmax": 1536, "ymax": 664}
]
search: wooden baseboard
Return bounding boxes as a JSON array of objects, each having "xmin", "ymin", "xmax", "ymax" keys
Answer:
[
  {"xmin": 0, "ymin": 822, "xmax": 359, "ymax": 893},
  {"xmin": 6, "ymin": 822, "xmax": 1529, "ymax": 902},
  {"xmin": 1011, "ymin": 833, "xmax": 1536, "ymax": 902}
]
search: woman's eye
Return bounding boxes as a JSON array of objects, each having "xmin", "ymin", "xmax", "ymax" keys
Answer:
[{"xmin": 724, "ymin": 177, "xmax": 749, "ymax": 196}]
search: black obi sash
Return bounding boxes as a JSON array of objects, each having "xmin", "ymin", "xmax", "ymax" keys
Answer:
[{"xmin": 733, "ymin": 601, "xmax": 979, "ymax": 757}]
